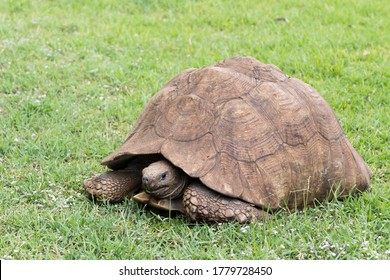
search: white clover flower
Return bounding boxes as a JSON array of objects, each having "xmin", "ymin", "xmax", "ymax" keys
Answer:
[
  {"xmin": 240, "ymin": 225, "xmax": 250, "ymax": 233},
  {"xmin": 361, "ymin": 240, "xmax": 369, "ymax": 250}
]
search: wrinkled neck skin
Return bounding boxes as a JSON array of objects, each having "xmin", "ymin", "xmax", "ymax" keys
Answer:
[
  {"xmin": 166, "ymin": 172, "xmax": 189, "ymax": 199},
  {"xmin": 142, "ymin": 160, "xmax": 189, "ymax": 199}
]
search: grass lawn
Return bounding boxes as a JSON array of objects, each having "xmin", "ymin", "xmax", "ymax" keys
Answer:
[{"xmin": 0, "ymin": 0, "xmax": 389, "ymax": 260}]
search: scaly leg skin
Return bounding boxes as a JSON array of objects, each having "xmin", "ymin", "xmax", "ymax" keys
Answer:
[
  {"xmin": 84, "ymin": 168, "xmax": 142, "ymax": 203},
  {"xmin": 183, "ymin": 182, "xmax": 271, "ymax": 223}
]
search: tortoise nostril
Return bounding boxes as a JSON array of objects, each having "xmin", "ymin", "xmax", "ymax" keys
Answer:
[{"xmin": 142, "ymin": 176, "xmax": 149, "ymax": 184}]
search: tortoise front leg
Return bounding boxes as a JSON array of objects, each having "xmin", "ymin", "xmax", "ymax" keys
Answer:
[
  {"xmin": 84, "ymin": 168, "xmax": 142, "ymax": 203},
  {"xmin": 183, "ymin": 182, "xmax": 270, "ymax": 223}
]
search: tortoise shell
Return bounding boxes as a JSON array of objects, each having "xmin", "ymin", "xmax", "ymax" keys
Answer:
[{"xmin": 102, "ymin": 56, "xmax": 371, "ymax": 210}]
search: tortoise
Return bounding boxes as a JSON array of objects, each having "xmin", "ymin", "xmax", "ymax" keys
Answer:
[{"xmin": 84, "ymin": 56, "xmax": 371, "ymax": 223}]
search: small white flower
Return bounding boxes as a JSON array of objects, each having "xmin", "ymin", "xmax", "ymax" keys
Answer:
[
  {"xmin": 361, "ymin": 240, "xmax": 369, "ymax": 250},
  {"xmin": 240, "ymin": 225, "xmax": 250, "ymax": 233},
  {"xmin": 319, "ymin": 238, "xmax": 331, "ymax": 250}
]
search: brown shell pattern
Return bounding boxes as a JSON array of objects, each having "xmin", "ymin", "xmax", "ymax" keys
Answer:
[{"xmin": 102, "ymin": 56, "xmax": 371, "ymax": 209}]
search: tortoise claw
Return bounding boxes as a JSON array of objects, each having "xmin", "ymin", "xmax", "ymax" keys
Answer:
[{"xmin": 133, "ymin": 192, "xmax": 185, "ymax": 213}]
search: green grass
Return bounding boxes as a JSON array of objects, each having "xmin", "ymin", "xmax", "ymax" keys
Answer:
[{"xmin": 0, "ymin": 0, "xmax": 389, "ymax": 260}]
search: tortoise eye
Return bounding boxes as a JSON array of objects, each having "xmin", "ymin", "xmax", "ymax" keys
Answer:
[{"xmin": 160, "ymin": 172, "xmax": 167, "ymax": 180}]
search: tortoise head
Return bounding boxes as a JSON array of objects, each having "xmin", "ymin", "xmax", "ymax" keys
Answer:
[{"xmin": 141, "ymin": 160, "xmax": 188, "ymax": 199}]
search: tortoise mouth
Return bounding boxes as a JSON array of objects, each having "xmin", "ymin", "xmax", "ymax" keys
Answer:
[{"xmin": 142, "ymin": 183, "xmax": 184, "ymax": 200}]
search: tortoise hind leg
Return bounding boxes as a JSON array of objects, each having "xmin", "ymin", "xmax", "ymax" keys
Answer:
[
  {"xmin": 183, "ymin": 182, "xmax": 270, "ymax": 223},
  {"xmin": 84, "ymin": 168, "xmax": 142, "ymax": 203}
]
